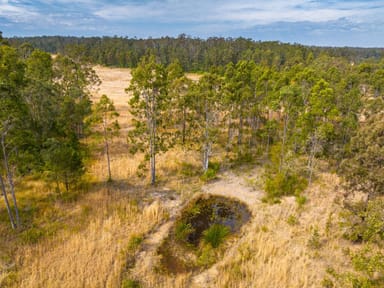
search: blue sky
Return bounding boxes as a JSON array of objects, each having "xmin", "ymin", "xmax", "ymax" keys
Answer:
[{"xmin": 1, "ymin": 0, "xmax": 384, "ymax": 47}]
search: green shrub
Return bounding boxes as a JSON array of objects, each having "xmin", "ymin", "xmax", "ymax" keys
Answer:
[
  {"xmin": 325, "ymin": 246, "xmax": 384, "ymax": 288},
  {"xmin": 264, "ymin": 172, "xmax": 308, "ymax": 203},
  {"xmin": 200, "ymin": 162, "xmax": 220, "ymax": 182},
  {"xmin": 340, "ymin": 198, "xmax": 384, "ymax": 243},
  {"xmin": 202, "ymin": 224, "xmax": 230, "ymax": 248}
]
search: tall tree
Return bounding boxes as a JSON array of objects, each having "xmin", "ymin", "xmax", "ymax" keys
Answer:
[
  {"xmin": 127, "ymin": 54, "xmax": 170, "ymax": 185},
  {"xmin": 91, "ymin": 94, "xmax": 120, "ymax": 182},
  {"xmin": 0, "ymin": 44, "xmax": 26, "ymax": 228},
  {"xmin": 193, "ymin": 69, "xmax": 222, "ymax": 171}
]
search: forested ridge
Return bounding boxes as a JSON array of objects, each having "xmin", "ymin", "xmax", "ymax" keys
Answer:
[{"xmin": 1, "ymin": 31, "xmax": 384, "ymax": 287}]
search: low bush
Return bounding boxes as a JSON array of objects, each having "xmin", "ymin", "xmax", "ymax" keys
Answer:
[{"xmin": 263, "ymin": 171, "xmax": 308, "ymax": 203}]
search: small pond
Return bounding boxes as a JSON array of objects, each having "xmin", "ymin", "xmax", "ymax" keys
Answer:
[{"xmin": 158, "ymin": 194, "xmax": 251, "ymax": 274}]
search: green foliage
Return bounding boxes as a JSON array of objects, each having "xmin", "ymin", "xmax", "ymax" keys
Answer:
[
  {"xmin": 263, "ymin": 171, "xmax": 308, "ymax": 203},
  {"xmin": 127, "ymin": 234, "xmax": 143, "ymax": 252},
  {"xmin": 42, "ymin": 138, "xmax": 84, "ymax": 192},
  {"xmin": 287, "ymin": 214, "xmax": 299, "ymax": 226},
  {"xmin": 341, "ymin": 110, "xmax": 384, "ymax": 199},
  {"xmin": 197, "ymin": 244, "xmax": 216, "ymax": 267},
  {"xmin": 307, "ymin": 226, "xmax": 321, "ymax": 249},
  {"xmin": 121, "ymin": 279, "xmax": 141, "ymax": 288},
  {"xmin": 340, "ymin": 198, "xmax": 384, "ymax": 243},
  {"xmin": 200, "ymin": 161, "xmax": 220, "ymax": 182},
  {"xmin": 326, "ymin": 246, "xmax": 384, "ymax": 288},
  {"xmin": 202, "ymin": 224, "xmax": 230, "ymax": 248},
  {"xmin": 20, "ymin": 226, "xmax": 45, "ymax": 244},
  {"xmin": 175, "ymin": 222, "xmax": 194, "ymax": 243},
  {"xmin": 295, "ymin": 194, "xmax": 307, "ymax": 208}
]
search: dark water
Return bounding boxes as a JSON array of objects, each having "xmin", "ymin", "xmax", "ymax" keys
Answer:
[
  {"xmin": 180, "ymin": 195, "xmax": 251, "ymax": 246},
  {"xmin": 157, "ymin": 194, "xmax": 251, "ymax": 274}
]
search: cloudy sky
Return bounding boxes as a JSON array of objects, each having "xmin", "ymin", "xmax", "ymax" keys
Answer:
[{"xmin": 1, "ymin": 0, "xmax": 383, "ymax": 47}]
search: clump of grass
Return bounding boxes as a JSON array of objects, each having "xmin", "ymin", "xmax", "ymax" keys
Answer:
[
  {"xmin": 121, "ymin": 278, "xmax": 141, "ymax": 288},
  {"xmin": 197, "ymin": 244, "xmax": 216, "ymax": 267},
  {"xmin": 200, "ymin": 161, "xmax": 220, "ymax": 182},
  {"xmin": 202, "ymin": 224, "xmax": 230, "ymax": 248},
  {"xmin": 287, "ymin": 214, "xmax": 299, "ymax": 226},
  {"xmin": 175, "ymin": 222, "xmax": 194, "ymax": 243},
  {"xmin": 307, "ymin": 226, "xmax": 321, "ymax": 250},
  {"xmin": 127, "ymin": 234, "xmax": 143, "ymax": 252}
]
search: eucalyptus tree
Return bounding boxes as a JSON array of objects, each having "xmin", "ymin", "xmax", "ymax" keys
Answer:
[
  {"xmin": 91, "ymin": 94, "xmax": 120, "ymax": 182},
  {"xmin": 166, "ymin": 59, "xmax": 194, "ymax": 146},
  {"xmin": 127, "ymin": 54, "xmax": 170, "ymax": 185},
  {"xmin": 300, "ymin": 79, "xmax": 339, "ymax": 185},
  {"xmin": 53, "ymin": 54, "xmax": 100, "ymax": 138},
  {"xmin": 0, "ymin": 44, "xmax": 26, "ymax": 228},
  {"xmin": 193, "ymin": 69, "xmax": 222, "ymax": 171}
]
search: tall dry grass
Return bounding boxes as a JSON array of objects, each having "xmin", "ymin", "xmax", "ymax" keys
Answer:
[{"xmin": 15, "ymin": 190, "xmax": 164, "ymax": 288}]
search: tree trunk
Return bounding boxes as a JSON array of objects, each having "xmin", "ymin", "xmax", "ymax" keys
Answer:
[
  {"xmin": 227, "ymin": 114, "xmax": 233, "ymax": 152},
  {"xmin": 103, "ymin": 115, "xmax": 112, "ymax": 182},
  {"xmin": 105, "ymin": 139, "xmax": 112, "ymax": 182},
  {"xmin": 150, "ymin": 92, "xmax": 157, "ymax": 186},
  {"xmin": 279, "ymin": 113, "xmax": 289, "ymax": 173},
  {"xmin": 0, "ymin": 173, "xmax": 16, "ymax": 229},
  {"xmin": 1, "ymin": 133, "xmax": 20, "ymax": 228},
  {"xmin": 203, "ymin": 98, "xmax": 211, "ymax": 172},
  {"xmin": 307, "ymin": 134, "xmax": 318, "ymax": 186},
  {"xmin": 238, "ymin": 110, "xmax": 243, "ymax": 146},
  {"xmin": 182, "ymin": 105, "xmax": 186, "ymax": 145}
]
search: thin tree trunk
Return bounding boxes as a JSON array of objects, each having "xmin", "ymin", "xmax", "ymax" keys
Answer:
[
  {"xmin": 0, "ymin": 173, "xmax": 16, "ymax": 229},
  {"xmin": 279, "ymin": 113, "xmax": 289, "ymax": 173},
  {"xmin": 105, "ymin": 139, "xmax": 112, "ymax": 182},
  {"xmin": 203, "ymin": 98, "xmax": 210, "ymax": 172},
  {"xmin": 227, "ymin": 113, "xmax": 232, "ymax": 152},
  {"xmin": 182, "ymin": 105, "xmax": 186, "ymax": 145},
  {"xmin": 103, "ymin": 114, "xmax": 112, "ymax": 182},
  {"xmin": 308, "ymin": 135, "xmax": 317, "ymax": 186},
  {"xmin": 238, "ymin": 109, "xmax": 243, "ymax": 146},
  {"xmin": 1, "ymin": 133, "xmax": 20, "ymax": 228},
  {"xmin": 150, "ymin": 92, "xmax": 157, "ymax": 186}
]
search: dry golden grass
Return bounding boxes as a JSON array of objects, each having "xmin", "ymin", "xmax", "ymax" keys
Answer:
[
  {"xmin": 15, "ymin": 190, "xmax": 164, "ymax": 288},
  {"xmin": 0, "ymin": 66, "xmax": 364, "ymax": 288}
]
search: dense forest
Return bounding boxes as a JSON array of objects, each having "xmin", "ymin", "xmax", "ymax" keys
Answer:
[
  {"xmin": 1, "ymin": 31, "xmax": 384, "ymax": 287},
  {"xmin": 7, "ymin": 35, "xmax": 384, "ymax": 71}
]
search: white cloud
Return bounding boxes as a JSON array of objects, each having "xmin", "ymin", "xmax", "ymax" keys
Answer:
[
  {"xmin": 93, "ymin": 0, "xmax": 384, "ymax": 28},
  {"xmin": 0, "ymin": 1, "xmax": 39, "ymax": 22}
]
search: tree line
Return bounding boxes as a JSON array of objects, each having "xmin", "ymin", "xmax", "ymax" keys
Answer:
[{"xmin": 7, "ymin": 35, "xmax": 384, "ymax": 72}]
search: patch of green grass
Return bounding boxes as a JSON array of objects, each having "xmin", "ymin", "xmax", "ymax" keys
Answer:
[
  {"xmin": 121, "ymin": 279, "xmax": 141, "ymax": 288},
  {"xmin": 127, "ymin": 234, "xmax": 143, "ymax": 252},
  {"xmin": 202, "ymin": 224, "xmax": 230, "ymax": 248}
]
